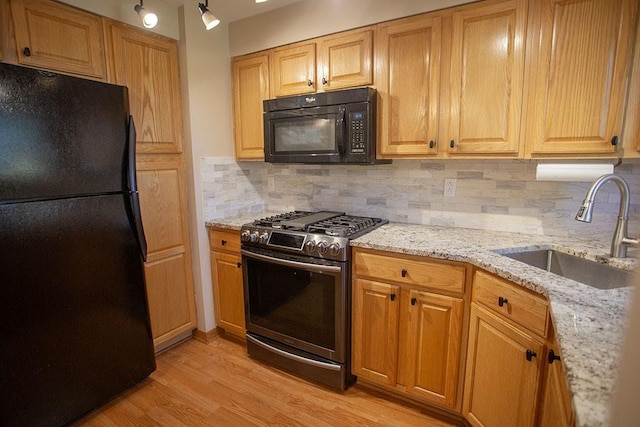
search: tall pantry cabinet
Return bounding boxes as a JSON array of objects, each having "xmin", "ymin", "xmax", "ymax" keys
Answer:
[{"xmin": 104, "ymin": 21, "xmax": 197, "ymax": 350}]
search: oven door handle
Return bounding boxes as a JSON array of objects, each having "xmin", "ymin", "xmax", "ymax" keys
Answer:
[
  {"xmin": 246, "ymin": 334, "xmax": 342, "ymax": 372},
  {"xmin": 241, "ymin": 249, "xmax": 342, "ymax": 274}
]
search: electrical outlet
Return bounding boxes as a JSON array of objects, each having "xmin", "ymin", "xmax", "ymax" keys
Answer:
[
  {"xmin": 268, "ymin": 177, "xmax": 275, "ymax": 192},
  {"xmin": 444, "ymin": 178, "xmax": 457, "ymax": 197}
]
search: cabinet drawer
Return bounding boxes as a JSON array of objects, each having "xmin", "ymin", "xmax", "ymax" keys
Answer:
[
  {"xmin": 354, "ymin": 250, "xmax": 465, "ymax": 294},
  {"xmin": 209, "ymin": 228, "xmax": 241, "ymax": 253},
  {"xmin": 473, "ymin": 270, "xmax": 549, "ymax": 337}
]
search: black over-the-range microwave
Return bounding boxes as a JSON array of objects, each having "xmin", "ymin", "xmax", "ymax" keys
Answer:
[{"xmin": 263, "ymin": 87, "xmax": 389, "ymax": 164}]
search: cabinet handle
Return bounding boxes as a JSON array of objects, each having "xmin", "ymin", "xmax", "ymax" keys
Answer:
[
  {"xmin": 526, "ymin": 349, "xmax": 537, "ymax": 362},
  {"xmin": 221, "ymin": 239, "xmax": 227, "ymax": 246},
  {"xmin": 411, "ymin": 297, "xmax": 417, "ymax": 305},
  {"xmin": 322, "ymin": 77, "xmax": 327, "ymax": 85},
  {"xmin": 307, "ymin": 79, "xmax": 313, "ymax": 87},
  {"xmin": 498, "ymin": 296, "xmax": 508, "ymax": 307},
  {"xmin": 548, "ymin": 349, "xmax": 561, "ymax": 364},
  {"xmin": 611, "ymin": 135, "xmax": 619, "ymax": 146},
  {"xmin": 401, "ymin": 269, "xmax": 408, "ymax": 278},
  {"xmin": 23, "ymin": 47, "xmax": 31, "ymax": 57},
  {"xmin": 237, "ymin": 262, "xmax": 242, "ymax": 268},
  {"xmin": 450, "ymin": 140, "xmax": 455, "ymax": 148},
  {"xmin": 429, "ymin": 140, "xmax": 435, "ymax": 149},
  {"xmin": 390, "ymin": 293, "xmax": 396, "ymax": 301}
]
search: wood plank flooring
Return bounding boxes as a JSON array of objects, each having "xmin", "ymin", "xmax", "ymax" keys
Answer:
[{"xmin": 74, "ymin": 336, "xmax": 458, "ymax": 426}]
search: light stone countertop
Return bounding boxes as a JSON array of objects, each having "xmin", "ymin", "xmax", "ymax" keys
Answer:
[{"xmin": 205, "ymin": 216, "xmax": 636, "ymax": 427}]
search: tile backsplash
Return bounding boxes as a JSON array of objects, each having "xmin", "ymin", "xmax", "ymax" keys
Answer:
[{"xmin": 202, "ymin": 157, "xmax": 640, "ymax": 241}]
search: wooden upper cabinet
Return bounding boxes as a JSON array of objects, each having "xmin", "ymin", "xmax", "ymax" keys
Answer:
[
  {"xmin": 232, "ymin": 53, "xmax": 269, "ymax": 160},
  {"xmin": 376, "ymin": 13, "xmax": 442, "ymax": 157},
  {"xmin": 271, "ymin": 42, "xmax": 316, "ymax": 97},
  {"xmin": 105, "ymin": 21, "xmax": 183, "ymax": 154},
  {"xmin": 10, "ymin": 0, "xmax": 106, "ymax": 79},
  {"xmin": 317, "ymin": 29, "xmax": 373, "ymax": 91},
  {"xmin": 523, "ymin": 0, "xmax": 638, "ymax": 156},
  {"xmin": 447, "ymin": 0, "xmax": 527, "ymax": 156}
]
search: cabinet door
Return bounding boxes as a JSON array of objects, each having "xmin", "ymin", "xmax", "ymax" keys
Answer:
[
  {"xmin": 232, "ymin": 53, "xmax": 269, "ymax": 160},
  {"xmin": 376, "ymin": 13, "xmax": 442, "ymax": 157},
  {"xmin": 463, "ymin": 304, "xmax": 544, "ymax": 427},
  {"xmin": 404, "ymin": 290, "xmax": 464, "ymax": 409},
  {"xmin": 352, "ymin": 278, "xmax": 400, "ymax": 386},
  {"xmin": 10, "ymin": 0, "xmax": 105, "ymax": 79},
  {"xmin": 105, "ymin": 22, "xmax": 183, "ymax": 154},
  {"xmin": 210, "ymin": 251, "xmax": 245, "ymax": 338},
  {"xmin": 447, "ymin": 0, "xmax": 527, "ymax": 156},
  {"xmin": 271, "ymin": 42, "xmax": 316, "ymax": 96},
  {"xmin": 538, "ymin": 345, "xmax": 573, "ymax": 427},
  {"xmin": 524, "ymin": 0, "xmax": 637, "ymax": 155},
  {"xmin": 137, "ymin": 155, "xmax": 196, "ymax": 349},
  {"xmin": 317, "ymin": 29, "xmax": 373, "ymax": 91}
]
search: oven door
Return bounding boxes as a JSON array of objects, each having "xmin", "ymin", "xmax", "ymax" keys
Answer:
[
  {"xmin": 241, "ymin": 247, "xmax": 348, "ymax": 363},
  {"xmin": 264, "ymin": 105, "xmax": 347, "ymax": 163}
]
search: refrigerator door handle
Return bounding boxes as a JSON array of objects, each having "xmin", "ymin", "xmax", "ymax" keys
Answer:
[{"xmin": 127, "ymin": 115, "xmax": 148, "ymax": 262}]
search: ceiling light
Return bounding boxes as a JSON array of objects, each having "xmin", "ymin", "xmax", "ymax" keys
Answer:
[
  {"xmin": 255, "ymin": 0, "xmax": 268, "ymax": 3},
  {"xmin": 134, "ymin": 0, "xmax": 158, "ymax": 29},
  {"xmin": 198, "ymin": 0, "xmax": 220, "ymax": 30}
]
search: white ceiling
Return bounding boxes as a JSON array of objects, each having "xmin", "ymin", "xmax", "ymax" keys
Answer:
[{"xmin": 165, "ymin": 0, "xmax": 303, "ymax": 23}]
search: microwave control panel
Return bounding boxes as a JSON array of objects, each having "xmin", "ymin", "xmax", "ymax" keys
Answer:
[{"xmin": 349, "ymin": 112, "xmax": 366, "ymax": 154}]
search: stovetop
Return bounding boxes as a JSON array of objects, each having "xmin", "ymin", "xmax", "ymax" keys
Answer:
[{"xmin": 241, "ymin": 211, "xmax": 388, "ymax": 261}]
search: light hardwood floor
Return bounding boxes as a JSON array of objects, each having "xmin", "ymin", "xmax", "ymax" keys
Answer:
[{"xmin": 75, "ymin": 336, "xmax": 458, "ymax": 426}]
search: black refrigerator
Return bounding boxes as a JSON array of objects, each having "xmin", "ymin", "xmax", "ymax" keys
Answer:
[{"xmin": 0, "ymin": 63, "xmax": 156, "ymax": 426}]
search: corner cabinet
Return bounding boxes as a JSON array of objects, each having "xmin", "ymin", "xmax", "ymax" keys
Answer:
[
  {"xmin": 463, "ymin": 270, "xmax": 548, "ymax": 427},
  {"xmin": 105, "ymin": 21, "xmax": 196, "ymax": 350},
  {"xmin": 522, "ymin": 0, "xmax": 638, "ymax": 157},
  {"xmin": 352, "ymin": 248, "xmax": 469, "ymax": 411},
  {"xmin": 209, "ymin": 228, "xmax": 245, "ymax": 338},
  {"xmin": 231, "ymin": 52, "xmax": 270, "ymax": 160},
  {"xmin": 9, "ymin": 0, "xmax": 106, "ymax": 79}
]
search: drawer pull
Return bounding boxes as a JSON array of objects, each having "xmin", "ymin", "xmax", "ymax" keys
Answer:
[
  {"xmin": 390, "ymin": 293, "xmax": 396, "ymax": 301},
  {"xmin": 221, "ymin": 239, "xmax": 227, "ymax": 246},
  {"xmin": 411, "ymin": 297, "xmax": 417, "ymax": 305},
  {"xmin": 23, "ymin": 47, "xmax": 31, "ymax": 57},
  {"xmin": 498, "ymin": 296, "xmax": 508, "ymax": 307},
  {"xmin": 548, "ymin": 349, "xmax": 561, "ymax": 364},
  {"xmin": 526, "ymin": 349, "xmax": 537, "ymax": 362},
  {"xmin": 401, "ymin": 269, "xmax": 408, "ymax": 278},
  {"xmin": 237, "ymin": 262, "xmax": 242, "ymax": 268}
]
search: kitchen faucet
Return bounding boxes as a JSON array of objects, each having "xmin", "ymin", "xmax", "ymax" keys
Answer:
[{"xmin": 575, "ymin": 174, "xmax": 639, "ymax": 258}]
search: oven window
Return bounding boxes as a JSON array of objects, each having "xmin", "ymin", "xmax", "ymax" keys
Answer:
[
  {"xmin": 273, "ymin": 117, "xmax": 336, "ymax": 152},
  {"xmin": 245, "ymin": 256, "xmax": 336, "ymax": 351}
]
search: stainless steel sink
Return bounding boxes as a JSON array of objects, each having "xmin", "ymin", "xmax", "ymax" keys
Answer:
[{"xmin": 497, "ymin": 249, "xmax": 634, "ymax": 290}]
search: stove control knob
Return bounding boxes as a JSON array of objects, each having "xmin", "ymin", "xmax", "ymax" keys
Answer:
[
  {"xmin": 329, "ymin": 243, "xmax": 341, "ymax": 256},
  {"xmin": 249, "ymin": 231, "xmax": 260, "ymax": 243},
  {"xmin": 240, "ymin": 230, "xmax": 251, "ymax": 242},
  {"xmin": 305, "ymin": 240, "xmax": 317, "ymax": 253},
  {"xmin": 259, "ymin": 232, "xmax": 269, "ymax": 244},
  {"xmin": 317, "ymin": 241, "xmax": 328, "ymax": 254}
]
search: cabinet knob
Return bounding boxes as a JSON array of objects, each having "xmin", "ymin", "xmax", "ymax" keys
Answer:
[
  {"xmin": 23, "ymin": 47, "xmax": 31, "ymax": 57},
  {"xmin": 611, "ymin": 135, "xmax": 619, "ymax": 146},
  {"xmin": 429, "ymin": 140, "xmax": 435, "ymax": 149},
  {"xmin": 237, "ymin": 262, "xmax": 242, "ymax": 268},
  {"xmin": 390, "ymin": 293, "xmax": 396, "ymax": 301},
  {"xmin": 401, "ymin": 269, "xmax": 408, "ymax": 278},
  {"xmin": 307, "ymin": 79, "xmax": 313, "ymax": 87},
  {"xmin": 498, "ymin": 296, "xmax": 508, "ymax": 307},
  {"xmin": 411, "ymin": 297, "xmax": 417, "ymax": 305},
  {"xmin": 526, "ymin": 349, "xmax": 537, "ymax": 362},
  {"xmin": 450, "ymin": 140, "xmax": 455, "ymax": 148},
  {"xmin": 221, "ymin": 239, "xmax": 227, "ymax": 246},
  {"xmin": 548, "ymin": 349, "xmax": 561, "ymax": 364},
  {"xmin": 322, "ymin": 77, "xmax": 327, "ymax": 85}
]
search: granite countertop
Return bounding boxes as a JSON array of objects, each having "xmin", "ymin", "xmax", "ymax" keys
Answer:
[{"xmin": 206, "ymin": 217, "xmax": 636, "ymax": 427}]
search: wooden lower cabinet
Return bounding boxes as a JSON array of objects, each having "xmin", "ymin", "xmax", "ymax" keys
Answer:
[
  {"xmin": 538, "ymin": 335, "xmax": 574, "ymax": 427},
  {"xmin": 352, "ymin": 248, "xmax": 467, "ymax": 411},
  {"xmin": 209, "ymin": 228, "xmax": 245, "ymax": 338}
]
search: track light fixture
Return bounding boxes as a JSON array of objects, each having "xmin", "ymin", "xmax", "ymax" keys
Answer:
[
  {"xmin": 198, "ymin": 0, "xmax": 220, "ymax": 30},
  {"xmin": 134, "ymin": 0, "xmax": 158, "ymax": 29}
]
